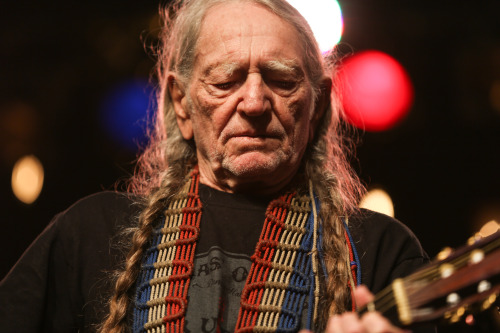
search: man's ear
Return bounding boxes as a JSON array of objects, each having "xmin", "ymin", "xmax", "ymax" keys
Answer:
[
  {"xmin": 309, "ymin": 76, "xmax": 332, "ymax": 142},
  {"xmin": 168, "ymin": 74, "xmax": 193, "ymax": 140}
]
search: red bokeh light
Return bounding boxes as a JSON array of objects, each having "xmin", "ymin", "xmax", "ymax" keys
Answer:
[{"xmin": 337, "ymin": 50, "xmax": 414, "ymax": 131}]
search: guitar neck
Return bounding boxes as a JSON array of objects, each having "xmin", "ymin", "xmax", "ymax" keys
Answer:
[{"xmin": 359, "ymin": 231, "xmax": 500, "ymax": 327}]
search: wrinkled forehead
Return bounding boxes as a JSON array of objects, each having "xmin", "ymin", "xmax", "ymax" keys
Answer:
[{"xmin": 195, "ymin": 2, "xmax": 304, "ymax": 62}]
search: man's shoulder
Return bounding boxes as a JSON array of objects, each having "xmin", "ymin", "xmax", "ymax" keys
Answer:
[
  {"xmin": 52, "ymin": 191, "xmax": 141, "ymax": 236},
  {"xmin": 63, "ymin": 191, "xmax": 137, "ymax": 212},
  {"xmin": 346, "ymin": 208, "xmax": 427, "ymax": 264},
  {"xmin": 348, "ymin": 208, "xmax": 418, "ymax": 241},
  {"xmin": 347, "ymin": 209, "xmax": 429, "ymax": 293}
]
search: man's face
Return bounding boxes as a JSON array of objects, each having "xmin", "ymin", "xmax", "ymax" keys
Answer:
[{"xmin": 173, "ymin": 2, "xmax": 319, "ymax": 194}]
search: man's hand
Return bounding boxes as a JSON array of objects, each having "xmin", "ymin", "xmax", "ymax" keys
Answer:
[{"xmin": 300, "ymin": 285, "xmax": 410, "ymax": 333}]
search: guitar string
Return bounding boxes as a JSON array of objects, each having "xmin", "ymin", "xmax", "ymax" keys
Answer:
[{"xmin": 404, "ymin": 236, "xmax": 500, "ymax": 308}]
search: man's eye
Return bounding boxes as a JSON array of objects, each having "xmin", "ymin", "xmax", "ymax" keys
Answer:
[
  {"xmin": 213, "ymin": 82, "xmax": 234, "ymax": 90},
  {"xmin": 273, "ymin": 81, "xmax": 296, "ymax": 90}
]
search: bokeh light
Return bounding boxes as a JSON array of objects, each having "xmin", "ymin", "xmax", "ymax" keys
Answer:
[
  {"xmin": 338, "ymin": 50, "xmax": 414, "ymax": 131},
  {"xmin": 359, "ymin": 188, "xmax": 395, "ymax": 217},
  {"xmin": 100, "ymin": 79, "xmax": 154, "ymax": 151},
  {"xmin": 287, "ymin": 0, "xmax": 343, "ymax": 53},
  {"xmin": 479, "ymin": 220, "xmax": 499, "ymax": 237},
  {"xmin": 11, "ymin": 155, "xmax": 44, "ymax": 204}
]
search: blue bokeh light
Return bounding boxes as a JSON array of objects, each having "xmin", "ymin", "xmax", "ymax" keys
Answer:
[{"xmin": 100, "ymin": 79, "xmax": 155, "ymax": 151}]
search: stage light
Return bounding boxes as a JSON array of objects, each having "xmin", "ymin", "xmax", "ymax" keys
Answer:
[
  {"xmin": 359, "ymin": 188, "xmax": 395, "ymax": 217},
  {"xmin": 287, "ymin": 0, "xmax": 343, "ymax": 53},
  {"xmin": 99, "ymin": 79, "xmax": 154, "ymax": 151},
  {"xmin": 338, "ymin": 50, "xmax": 414, "ymax": 131},
  {"xmin": 12, "ymin": 155, "xmax": 44, "ymax": 204}
]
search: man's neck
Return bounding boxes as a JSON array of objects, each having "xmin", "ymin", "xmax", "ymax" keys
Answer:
[{"xmin": 197, "ymin": 161, "xmax": 299, "ymax": 196}]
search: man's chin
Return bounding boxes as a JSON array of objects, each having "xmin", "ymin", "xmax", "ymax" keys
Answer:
[{"xmin": 222, "ymin": 153, "xmax": 284, "ymax": 179}]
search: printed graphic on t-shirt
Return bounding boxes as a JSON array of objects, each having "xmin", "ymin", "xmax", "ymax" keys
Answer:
[{"xmin": 184, "ymin": 246, "xmax": 252, "ymax": 333}]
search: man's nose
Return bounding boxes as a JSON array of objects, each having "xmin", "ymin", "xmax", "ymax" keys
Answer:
[{"xmin": 236, "ymin": 74, "xmax": 271, "ymax": 116}]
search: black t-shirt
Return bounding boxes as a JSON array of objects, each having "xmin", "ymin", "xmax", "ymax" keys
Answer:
[
  {"xmin": 0, "ymin": 190, "xmax": 431, "ymax": 332},
  {"xmin": 185, "ymin": 184, "xmax": 269, "ymax": 332}
]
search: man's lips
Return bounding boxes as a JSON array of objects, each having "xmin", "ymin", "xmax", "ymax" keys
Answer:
[
  {"xmin": 232, "ymin": 134, "xmax": 271, "ymax": 138},
  {"xmin": 222, "ymin": 127, "xmax": 284, "ymax": 145},
  {"xmin": 227, "ymin": 135, "xmax": 273, "ymax": 141},
  {"xmin": 226, "ymin": 129, "xmax": 282, "ymax": 139},
  {"xmin": 226, "ymin": 133, "xmax": 280, "ymax": 144}
]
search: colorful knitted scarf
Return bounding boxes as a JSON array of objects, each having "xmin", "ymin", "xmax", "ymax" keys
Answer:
[{"xmin": 133, "ymin": 169, "xmax": 360, "ymax": 332}]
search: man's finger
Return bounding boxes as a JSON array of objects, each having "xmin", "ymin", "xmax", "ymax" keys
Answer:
[{"xmin": 354, "ymin": 285, "xmax": 375, "ymax": 308}]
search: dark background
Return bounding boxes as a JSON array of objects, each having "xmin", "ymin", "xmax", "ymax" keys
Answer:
[{"xmin": 1, "ymin": 1, "xmax": 499, "ymax": 331}]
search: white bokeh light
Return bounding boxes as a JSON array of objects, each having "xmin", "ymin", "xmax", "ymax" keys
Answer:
[
  {"xmin": 359, "ymin": 188, "xmax": 395, "ymax": 218},
  {"xmin": 287, "ymin": 0, "xmax": 343, "ymax": 53}
]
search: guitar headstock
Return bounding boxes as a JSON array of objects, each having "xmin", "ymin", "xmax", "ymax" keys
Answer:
[{"xmin": 362, "ymin": 230, "xmax": 500, "ymax": 327}]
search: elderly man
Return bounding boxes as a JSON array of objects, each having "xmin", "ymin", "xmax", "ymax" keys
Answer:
[{"xmin": 0, "ymin": 0, "xmax": 432, "ymax": 332}]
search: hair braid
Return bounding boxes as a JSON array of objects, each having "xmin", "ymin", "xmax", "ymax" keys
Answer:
[
  {"xmin": 322, "ymin": 214, "xmax": 351, "ymax": 313},
  {"xmin": 99, "ymin": 203, "xmax": 156, "ymax": 332},
  {"xmin": 303, "ymin": 178, "xmax": 352, "ymax": 333},
  {"xmin": 304, "ymin": 72, "xmax": 364, "ymax": 330},
  {"xmin": 99, "ymin": 176, "xmax": 188, "ymax": 332}
]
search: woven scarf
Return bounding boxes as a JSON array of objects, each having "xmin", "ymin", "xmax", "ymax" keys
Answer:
[{"xmin": 133, "ymin": 169, "xmax": 359, "ymax": 332}]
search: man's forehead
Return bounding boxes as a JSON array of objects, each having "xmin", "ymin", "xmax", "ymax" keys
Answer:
[
  {"xmin": 200, "ymin": 2, "xmax": 288, "ymax": 28},
  {"xmin": 196, "ymin": 2, "xmax": 301, "ymax": 51},
  {"xmin": 194, "ymin": 3, "xmax": 305, "ymax": 76}
]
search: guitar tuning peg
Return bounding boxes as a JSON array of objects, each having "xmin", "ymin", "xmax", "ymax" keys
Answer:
[
  {"xmin": 437, "ymin": 246, "xmax": 453, "ymax": 261},
  {"xmin": 467, "ymin": 233, "xmax": 483, "ymax": 245},
  {"xmin": 477, "ymin": 280, "xmax": 491, "ymax": 293},
  {"xmin": 445, "ymin": 306, "xmax": 466, "ymax": 324},
  {"xmin": 440, "ymin": 263, "xmax": 455, "ymax": 278},
  {"xmin": 469, "ymin": 249, "xmax": 485, "ymax": 264},
  {"xmin": 447, "ymin": 292, "xmax": 461, "ymax": 306},
  {"xmin": 481, "ymin": 293, "xmax": 497, "ymax": 311}
]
